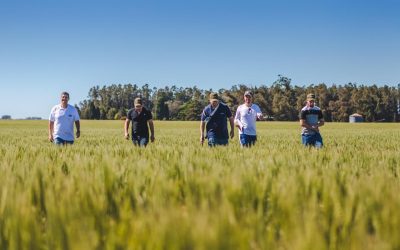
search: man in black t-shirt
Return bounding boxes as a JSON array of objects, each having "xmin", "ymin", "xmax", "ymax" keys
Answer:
[{"xmin": 124, "ymin": 97, "xmax": 155, "ymax": 147}]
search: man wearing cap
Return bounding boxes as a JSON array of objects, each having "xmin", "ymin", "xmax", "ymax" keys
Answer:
[
  {"xmin": 200, "ymin": 92, "xmax": 234, "ymax": 146},
  {"xmin": 125, "ymin": 97, "xmax": 155, "ymax": 147},
  {"xmin": 48, "ymin": 91, "xmax": 81, "ymax": 145},
  {"xmin": 234, "ymin": 90, "xmax": 263, "ymax": 147},
  {"xmin": 299, "ymin": 93, "xmax": 324, "ymax": 148}
]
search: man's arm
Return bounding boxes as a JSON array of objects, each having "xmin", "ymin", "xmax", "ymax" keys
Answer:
[
  {"xmin": 255, "ymin": 105, "xmax": 263, "ymax": 121},
  {"xmin": 48, "ymin": 121, "xmax": 54, "ymax": 142},
  {"xmin": 200, "ymin": 121, "xmax": 205, "ymax": 145},
  {"xmin": 148, "ymin": 119, "xmax": 155, "ymax": 142},
  {"xmin": 124, "ymin": 119, "xmax": 130, "ymax": 139},
  {"xmin": 234, "ymin": 108, "xmax": 243, "ymax": 131},
  {"xmin": 75, "ymin": 120, "xmax": 80, "ymax": 138},
  {"xmin": 318, "ymin": 119, "xmax": 325, "ymax": 127},
  {"xmin": 229, "ymin": 116, "xmax": 234, "ymax": 139}
]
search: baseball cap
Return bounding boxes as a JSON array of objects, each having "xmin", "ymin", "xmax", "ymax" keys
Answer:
[
  {"xmin": 307, "ymin": 93, "xmax": 316, "ymax": 101},
  {"xmin": 244, "ymin": 90, "xmax": 253, "ymax": 97},
  {"xmin": 134, "ymin": 97, "xmax": 143, "ymax": 107},
  {"xmin": 209, "ymin": 92, "xmax": 219, "ymax": 101}
]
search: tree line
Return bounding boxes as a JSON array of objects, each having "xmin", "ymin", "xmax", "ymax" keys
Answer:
[{"xmin": 77, "ymin": 76, "xmax": 400, "ymax": 122}]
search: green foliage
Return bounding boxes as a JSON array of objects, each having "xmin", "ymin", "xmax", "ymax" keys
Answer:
[
  {"xmin": 1, "ymin": 120, "xmax": 400, "ymax": 249},
  {"xmin": 77, "ymin": 77, "xmax": 400, "ymax": 122}
]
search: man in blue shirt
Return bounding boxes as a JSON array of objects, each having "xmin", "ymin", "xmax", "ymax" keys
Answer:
[
  {"xmin": 200, "ymin": 92, "xmax": 234, "ymax": 146},
  {"xmin": 299, "ymin": 93, "xmax": 325, "ymax": 148}
]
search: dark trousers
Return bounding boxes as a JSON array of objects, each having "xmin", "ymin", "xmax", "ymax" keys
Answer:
[{"xmin": 132, "ymin": 135, "xmax": 149, "ymax": 147}]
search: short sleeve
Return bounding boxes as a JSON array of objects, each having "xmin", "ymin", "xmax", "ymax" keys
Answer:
[
  {"xmin": 254, "ymin": 105, "xmax": 262, "ymax": 115},
  {"xmin": 147, "ymin": 110, "xmax": 153, "ymax": 120},
  {"xmin": 299, "ymin": 110, "xmax": 306, "ymax": 120},
  {"xmin": 318, "ymin": 110, "xmax": 323, "ymax": 119},
  {"xmin": 200, "ymin": 108, "xmax": 208, "ymax": 121},
  {"xmin": 74, "ymin": 108, "xmax": 80, "ymax": 121},
  {"xmin": 234, "ymin": 106, "xmax": 241, "ymax": 122},
  {"xmin": 127, "ymin": 110, "xmax": 132, "ymax": 120},
  {"xmin": 225, "ymin": 105, "xmax": 232, "ymax": 118},
  {"xmin": 49, "ymin": 107, "xmax": 56, "ymax": 122}
]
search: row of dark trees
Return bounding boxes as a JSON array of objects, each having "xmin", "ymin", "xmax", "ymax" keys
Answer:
[{"xmin": 77, "ymin": 76, "xmax": 400, "ymax": 122}]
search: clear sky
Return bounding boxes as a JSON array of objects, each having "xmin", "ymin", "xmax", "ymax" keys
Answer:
[{"xmin": 1, "ymin": 0, "xmax": 399, "ymax": 119}]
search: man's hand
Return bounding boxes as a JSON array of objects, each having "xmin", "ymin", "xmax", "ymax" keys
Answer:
[
  {"xmin": 76, "ymin": 131, "xmax": 80, "ymax": 138},
  {"xmin": 150, "ymin": 135, "xmax": 155, "ymax": 142},
  {"xmin": 311, "ymin": 125, "xmax": 319, "ymax": 132},
  {"xmin": 200, "ymin": 135, "xmax": 205, "ymax": 145},
  {"xmin": 48, "ymin": 134, "xmax": 53, "ymax": 142},
  {"xmin": 230, "ymin": 130, "xmax": 234, "ymax": 139},
  {"xmin": 124, "ymin": 133, "xmax": 129, "ymax": 140}
]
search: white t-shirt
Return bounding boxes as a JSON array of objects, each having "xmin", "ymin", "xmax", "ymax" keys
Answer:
[
  {"xmin": 49, "ymin": 104, "xmax": 80, "ymax": 141},
  {"xmin": 234, "ymin": 103, "xmax": 262, "ymax": 136}
]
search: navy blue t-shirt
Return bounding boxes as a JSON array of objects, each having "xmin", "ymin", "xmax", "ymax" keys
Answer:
[
  {"xmin": 127, "ymin": 107, "xmax": 153, "ymax": 138},
  {"xmin": 201, "ymin": 103, "xmax": 232, "ymax": 139}
]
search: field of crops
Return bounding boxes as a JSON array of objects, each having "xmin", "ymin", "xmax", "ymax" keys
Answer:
[{"xmin": 0, "ymin": 120, "xmax": 399, "ymax": 249}]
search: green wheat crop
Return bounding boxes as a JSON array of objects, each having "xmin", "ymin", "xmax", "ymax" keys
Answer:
[{"xmin": 0, "ymin": 120, "xmax": 399, "ymax": 250}]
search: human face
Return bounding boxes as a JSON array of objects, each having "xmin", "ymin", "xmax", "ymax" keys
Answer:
[
  {"xmin": 307, "ymin": 100, "xmax": 315, "ymax": 107},
  {"xmin": 210, "ymin": 100, "xmax": 219, "ymax": 108},
  {"xmin": 61, "ymin": 94, "xmax": 69, "ymax": 106},
  {"xmin": 244, "ymin": 95, "xmax": 252, "ymax": 105},
  {"xmin": 135, "ymin": 105, "xmax": 143, "ymax": 112}
]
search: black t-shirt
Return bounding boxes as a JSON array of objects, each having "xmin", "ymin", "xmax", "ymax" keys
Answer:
[{"xmin": 127, "ymin": 107, "xmax": 153, "ymax": 137}]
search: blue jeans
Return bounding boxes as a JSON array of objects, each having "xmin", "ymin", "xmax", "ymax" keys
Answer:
[
  {"xmin": 302, "ymin": 133, "xmax": 323, "ymax": 148},
  {"xmin": 208, "ymin": 137, "xmax": 228, "ymax": 147},
  {"xmin": 240, "ymin": 134, "xmax": 257, "ymax": 147},
  {"xmin": 54, "ymin": 137, "xmax": 74, "ymax": 145},
  {"xmin": 132, "ymin": 135, "xmax": 149, "ymax": 147}
]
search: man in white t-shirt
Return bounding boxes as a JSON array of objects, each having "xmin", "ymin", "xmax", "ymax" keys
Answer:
[
  {"xmin": 234, "ymin": 90, "xmax": 263, "ymax": 147},
  {"xmin": 48, "ymin": 92, "xmax": 81, "ymax": 145}
]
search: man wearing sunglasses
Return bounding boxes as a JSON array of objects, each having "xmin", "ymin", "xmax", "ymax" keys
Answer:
[{"xmin": 234, "ymin": 90, "xmax": 263, "ymax": 147}]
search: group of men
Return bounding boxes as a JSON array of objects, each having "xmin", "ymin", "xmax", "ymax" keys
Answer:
[{"xmin": 48, "ymin": 91, "xmax": 325, "ymax": 148}]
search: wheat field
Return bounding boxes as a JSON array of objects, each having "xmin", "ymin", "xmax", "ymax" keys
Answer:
[{"xmin": 0, "ymin": 120, "xmax": 399, "ymax": 250}]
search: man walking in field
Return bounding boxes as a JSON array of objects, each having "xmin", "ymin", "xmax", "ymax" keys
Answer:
[
  {"xmin": 125, "ymin": 97, "xmax": 155, "ymax": 147},
  {"xmin": 234, "ymin": 90, "xmax": 263, "ymax": 147},
  {"xmin": 48, "ymin": 91, "xmax": 81, "ymax": 145},
  {"xmin": 299, "ymin": 93, "xmax": 325, "ymax": 148},
  {"xmin": 200, "ymin": 92, "xmax": 234, "ymax": 146}
]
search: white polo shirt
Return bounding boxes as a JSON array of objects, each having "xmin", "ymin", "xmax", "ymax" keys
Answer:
[
  {"xmin": 234, "ymin": 104, "xmax": 262, "ymax": 136},
  {"xmin": 49, "ymin": 104, "xmax": 80, "ymax": 141}
]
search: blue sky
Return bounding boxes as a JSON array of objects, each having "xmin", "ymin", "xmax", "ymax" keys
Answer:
[{"xmin": 1, "ymin": 0, "xmax": 399, "ymax": 118}]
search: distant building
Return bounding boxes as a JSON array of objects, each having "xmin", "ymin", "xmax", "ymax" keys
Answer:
[
  {"xmin": 1, "ymin": 115, "xmax": 11, "ymax": 120},
  {"xmin": 26, "ymin": 117, "xmax": 42, "ymax": 120},
  {"xmin": 349, "ymin": 113, "xmax": 364, "ymax": 123}
]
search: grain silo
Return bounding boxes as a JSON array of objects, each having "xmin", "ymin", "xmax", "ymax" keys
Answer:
[{"xmin": 349, "ymin": 113, "xmax": 364, "ymax": 123}]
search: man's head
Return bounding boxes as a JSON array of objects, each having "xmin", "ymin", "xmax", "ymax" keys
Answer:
[
  {"xmin": 244, "ymin": 90, "xmax": 253, "ymax": 105},
  {"xmin": 306, "ymin": 93, "xmax": 316, "ymax": 107},
  {"xmin": 134, "ymin": 97, "xmax": 143, "ymax": 111},
  {"xmin": 61, "ymin": 91, "xmax": 70, "ymax": 105},
  {"xmin": 209, "ymin": 92, "xmax": 219, "ymax": 108}
]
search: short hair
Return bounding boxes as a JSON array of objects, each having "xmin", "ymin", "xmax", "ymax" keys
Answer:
[{"xmin": 61, "ymin": 91, "xmax": 70, "ymax": 99}]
